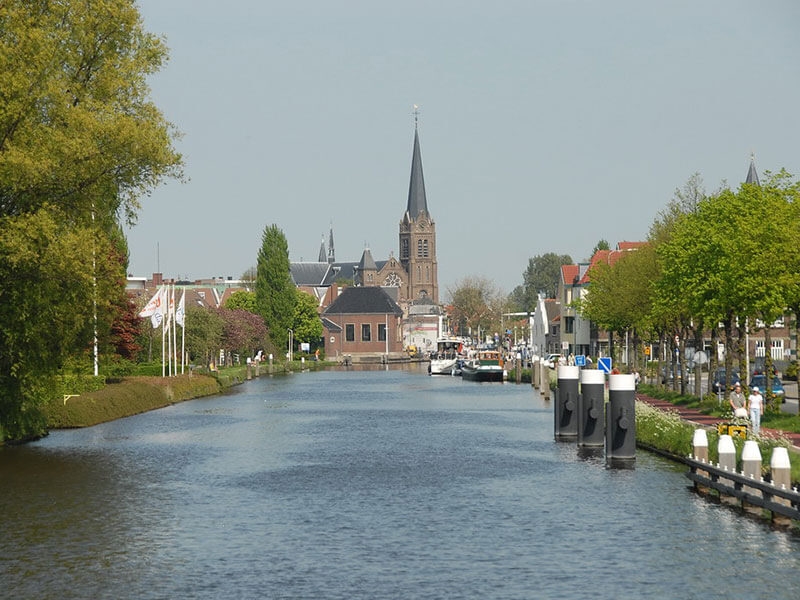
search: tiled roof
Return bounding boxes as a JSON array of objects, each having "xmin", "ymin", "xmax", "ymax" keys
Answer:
[{"xmin": 323, "ymin": 286, "xmax": 403, "ymax": 316}]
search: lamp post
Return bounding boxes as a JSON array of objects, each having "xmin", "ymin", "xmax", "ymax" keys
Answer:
[{"xmin": 288, "ymin": 328, "xmax": 294, "ymax": 363}]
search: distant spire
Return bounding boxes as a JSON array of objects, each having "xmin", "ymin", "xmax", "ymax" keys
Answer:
[
  {"xmin": 745, "ymin": 153, "xmax": 760, "ymax": 186},
  {"xmin": 358, "ymin": 247, "xmax": 378, "ymax": 271},
  {"xmin": 327, "ymin": 223, "xmax": 335, "ymax": 263},
  {"xmin": 318, "ymin": 235, "xmax": 327, "ymax": 262},
  {"xmin": 406, "ymin": 105, "xmax": 428, "ymax": 219}
]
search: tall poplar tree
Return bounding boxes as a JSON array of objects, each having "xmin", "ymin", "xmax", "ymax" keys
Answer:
[{"xmin": 255, "ymin": 224, "xmax": 295, "ymax": 353}]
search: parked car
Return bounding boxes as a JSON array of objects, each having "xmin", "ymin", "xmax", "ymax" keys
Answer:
[
  {"xmin": 749, "ymin": 374, "xmax": 786, "ymax": 403},
  {"xmin": 544, "ymin": 353, "xmax": 563, "ymax": 368},
  {"xmin": 712, "ymin": 368, "xmax": 741, "ymax": 393}
]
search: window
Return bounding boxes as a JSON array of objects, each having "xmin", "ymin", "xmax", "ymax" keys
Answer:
[
  {"xmin": 422, "ymin": 239, "xmax": 429, "ymax": 258},
  {"xmin": 345, "ymin": 324, "xmax": 355, "ymax": 342},
  {"xmin": 378, "ymin": 323, "xmax": 387, "ymax": 342},
  {"xmin": 565, "ymin": 316, "xmax": 574, "ymax": 334},
  {"xmin": 361, "ymin": 324, "xmax": 371, "ymax": 341},
  {"xmin": 417, "ymin": 239, "xmax": 423, "ymax": 257},
  {"xmin": 401, "ymin": 238, "xmax": 409, "ymax": 259}
]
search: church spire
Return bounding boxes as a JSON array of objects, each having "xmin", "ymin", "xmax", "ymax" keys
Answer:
[
  {"xmin": 745, "ymin": 153, "xmax": 760, "ymax": 186},
  {"xmin": 318, "ymin": 235, "xmax": 327, "ymax": 262},
  {"xmin": 327, "ymin": 223, "xmax": 335, "ymax": 263},
  {"xmin": 406, "ymin": 105, "xmax": 428, "ymax": 219}
]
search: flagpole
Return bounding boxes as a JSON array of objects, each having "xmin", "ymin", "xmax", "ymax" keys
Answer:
[
  {"xmin": 161, "ymin": 287, "xmax": 166, "ymax": 377},
  {"xmin": 180, "ymin": 289, "xmax": 186, "ymax": 374}
]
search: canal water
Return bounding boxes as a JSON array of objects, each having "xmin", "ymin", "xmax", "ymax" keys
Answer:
[{"xmin": 2, "ymin": 367, "xmax": 800, "ymax": 599}]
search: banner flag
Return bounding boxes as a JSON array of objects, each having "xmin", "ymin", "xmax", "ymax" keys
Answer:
[
  {"xmin": 151, "ymin": 286, "xmax": 166, "ymax": 329},
  {"xmin": 139, "ymin": 287, "xmax": 163, "ymax": 318},
  {"xmin": 176, "ymin": 289, "xmax": 186, "ymax": 328}
]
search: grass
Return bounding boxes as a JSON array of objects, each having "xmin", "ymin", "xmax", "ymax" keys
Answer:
[{"xmin": 635, "ymin": 386, "xmax": 800, "ymax": 486}]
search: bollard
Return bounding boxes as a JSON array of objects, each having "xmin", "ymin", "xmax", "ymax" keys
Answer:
[
  {"xmin": 577, "ymin": 369, "xmax": 605, "ymax": 449},
  {"xmin": 554, "ymin": 365, "xmax": 580, "ymax": 441},
  {"xmin": 246, "ymin": 363, "xmax": 252, "ymax": 380},
  {"xmin": 532, "ymin": 358, "xmax": 539, "ymax": 388},
  {"xmin": 691, "ymin": 429, "xmax": 709, "ymax": 493},
  {"xmin": 269, "ymin": 353, "xmax": 274, "ymax": 374},
  {"xmin": 770, "ymin": 447, "xmax": 792, "ymax": 525},
  {"xmin": 542, "ymin": 361, "xmax": 551, "ymax": 401},
  {"xmin": 692, "ymin": 429, "xmax": 709, "ymax": 462},
  {"xmin": 606, "ymin": 373, "xmax": 636, "ymax": 468},
  {"xmin": 741, "ymin": 440, "xmax": 763, "ymax": 514},
  {"xmin": 717, "ymin": 434, "xmax": 737, "ymax": 504}
]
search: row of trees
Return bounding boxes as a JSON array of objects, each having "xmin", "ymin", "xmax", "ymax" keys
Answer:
[{"xmin": 579, "ymin": 171, "xmax": 800, "ymax": 410}]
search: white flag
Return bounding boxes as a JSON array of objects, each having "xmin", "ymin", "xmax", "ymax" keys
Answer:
[
  {"xmin": 139, "ymin": 287, "xmax": 163, "ymax": 318},
  {"xmin": 175, "ymin": 289, "xmax": 186, "ymax": 328},
  {"xmin": 151, "ymin": 287, "xmax": 167, "ymax": 328}
]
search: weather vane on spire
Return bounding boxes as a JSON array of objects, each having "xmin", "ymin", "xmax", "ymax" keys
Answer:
[{"xmin": 412, "ymin": 104, "xmax": 420, "ymax": 128}]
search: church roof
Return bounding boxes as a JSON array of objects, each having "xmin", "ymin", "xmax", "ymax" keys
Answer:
[
  {"xmin": 323, "ymin": 286, "xmax": 403, "ymax": 316},
  {"xmin": 746, "ymin": 155, "xmax": 760, "ymax": 186},
  {"xmin": 405, "ymin": 125, "xmax": 428, "ymax": 219},
  {"xmin": 290, "ymin": 262, "xmax": 331, "ymax": 286},
  {"xmin": 358, "ymin": 247, "xmax": 378, "ymax": 271}
]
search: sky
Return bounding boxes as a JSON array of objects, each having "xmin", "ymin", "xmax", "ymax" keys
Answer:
[{"xmin": 128, "ymin": 0, "xmax": 800, "ymax": 296}]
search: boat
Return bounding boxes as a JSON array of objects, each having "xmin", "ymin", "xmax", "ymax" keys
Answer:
[
  {"xmin": 460, "ymin": 349, "xmax": 505, "ymax": 382},
  {"xmin": 428, "ymin": 337, "xmax": 465, "ymax": 375}
]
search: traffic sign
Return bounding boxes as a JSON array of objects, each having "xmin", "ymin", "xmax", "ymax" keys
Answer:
[
  {"xmin": 598, "ymin": 357, "xmax": 612, "ymax": 373},
  {"xmin": 575, "ymin": 355, "xmax": 586, "ymax": 367}
]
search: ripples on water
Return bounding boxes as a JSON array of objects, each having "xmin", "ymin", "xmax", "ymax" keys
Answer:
[{"xmin": 2, "ymin": 367, "xmax": 800, "ymax": 599}]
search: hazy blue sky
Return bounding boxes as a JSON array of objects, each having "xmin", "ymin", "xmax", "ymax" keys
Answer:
[{"xmin": 129, "ymin": 0, "xmax": 800, "ymax": 295}]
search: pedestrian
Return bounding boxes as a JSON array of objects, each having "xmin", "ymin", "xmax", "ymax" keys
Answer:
[
  {"xmin": 729, "ymin": 382, "xmax": 747, "ymax": 418},
  {"xmin": 747, "ymin": 386, "xmax": 763, "ymax": 435}
]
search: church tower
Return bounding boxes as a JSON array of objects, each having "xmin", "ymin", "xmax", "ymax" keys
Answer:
[{"xmin": 399, "ymin": 109, "xmax": 438, "ymax": 304}]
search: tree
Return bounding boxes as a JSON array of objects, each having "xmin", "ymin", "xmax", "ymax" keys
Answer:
[
  {"xmin": 255, "ymin": 224, "xmax": 295, "ymax": 351},
  {"xmin": 447, "ymin": 276, "xmax": 504, "ymax": 340},
  {"xmin": 224, "ymin": 290, "xmax": 257, "ymax": 313},
  {"xmin": 517, "ymin": 253, "xmax": 573, "ymax": 309},
  {"xmin": 0, "ymin": 1, "xmax": 183, "ymax": 442},
  {"xmin": 185, "ymin": 305, "xmax": 224, "ymax": 367},
  {"xmin": 0, "ymin": 208, "xmax": 116, "ymax": 440},
  {"xmin": 292, "ymin": 290, "xmax": 323, "ymax": 346},
  {"xmin": 0, "ymin": 0, "xmax": 183, "ymax": 225},
  {"xmin": 218, "ymin": 308, "xmax": 269, "ymax": 362}
]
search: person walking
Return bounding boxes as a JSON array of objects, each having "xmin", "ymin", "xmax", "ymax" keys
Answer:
[
  {"xmin": 747, "ymin": 386, "xmax": 764, "ymax": 435},
  {"xmin": 729, "ymin": 382, "xmax": 747, "ymax": 417}
]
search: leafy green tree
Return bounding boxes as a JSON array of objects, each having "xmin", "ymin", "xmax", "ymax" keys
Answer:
[
  {"xmin": 0, "ymin": 0, "xmax": 183, "ymax": 225},
  {"xmin": 185, "ymin": 305, "xmax": 224, "ymax": 367},
  {"xmin": 0, "ymin": 208, "xmax": 116, "ymax": 440},
  {"xmin": 224, "ymin": 290, "xmax": 257, "ymax": 312},
  {"xmin": 517, "ymin": 253, "xmax": 572, "ymax": 308},
  {"xmin": 255, "ymin": 224, "xmax": 295, "ymax": 351},
  {"xmin": 292, "ymin": 290, "xmax": 323, "ymax": 346},
  {"xmin": 0, "ymin": 1, "xmax": 182, "ymax": 441}
]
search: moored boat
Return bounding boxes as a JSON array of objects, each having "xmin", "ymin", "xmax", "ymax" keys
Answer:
[
  {"xmin": 429, "ymin": 337, "xmax": 465, "ymax": 375},
  {"xmin": 461, "ymin": 349, "xmax": 505, "ymax": 382}
]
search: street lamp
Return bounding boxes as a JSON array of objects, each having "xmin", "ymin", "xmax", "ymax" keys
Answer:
[{"xmin": 288, "ymin": 329, "xmax": 294, "ymax": 363}]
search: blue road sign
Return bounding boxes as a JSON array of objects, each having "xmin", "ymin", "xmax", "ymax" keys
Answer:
[
  {"xmin": 598, "ymin": 357, "xmax": 612, "ymax": 373},
  {"xmin": 575, "ymin": 355, "xmax": 586, "ymax": 367}
]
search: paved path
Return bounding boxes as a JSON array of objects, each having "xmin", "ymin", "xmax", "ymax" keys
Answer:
[{"xmin": 636, "ymin": 393, "xmax": 800, "ymax": 451}]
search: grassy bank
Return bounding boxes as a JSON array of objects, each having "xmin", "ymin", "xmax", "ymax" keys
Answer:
[
  {"xmin": 635, "ymin": 399, "xmax": 800, "ymax": 485},
  {"xmin": 46, "ymin": 374, "xmax": 222, "ymax": 429}
]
